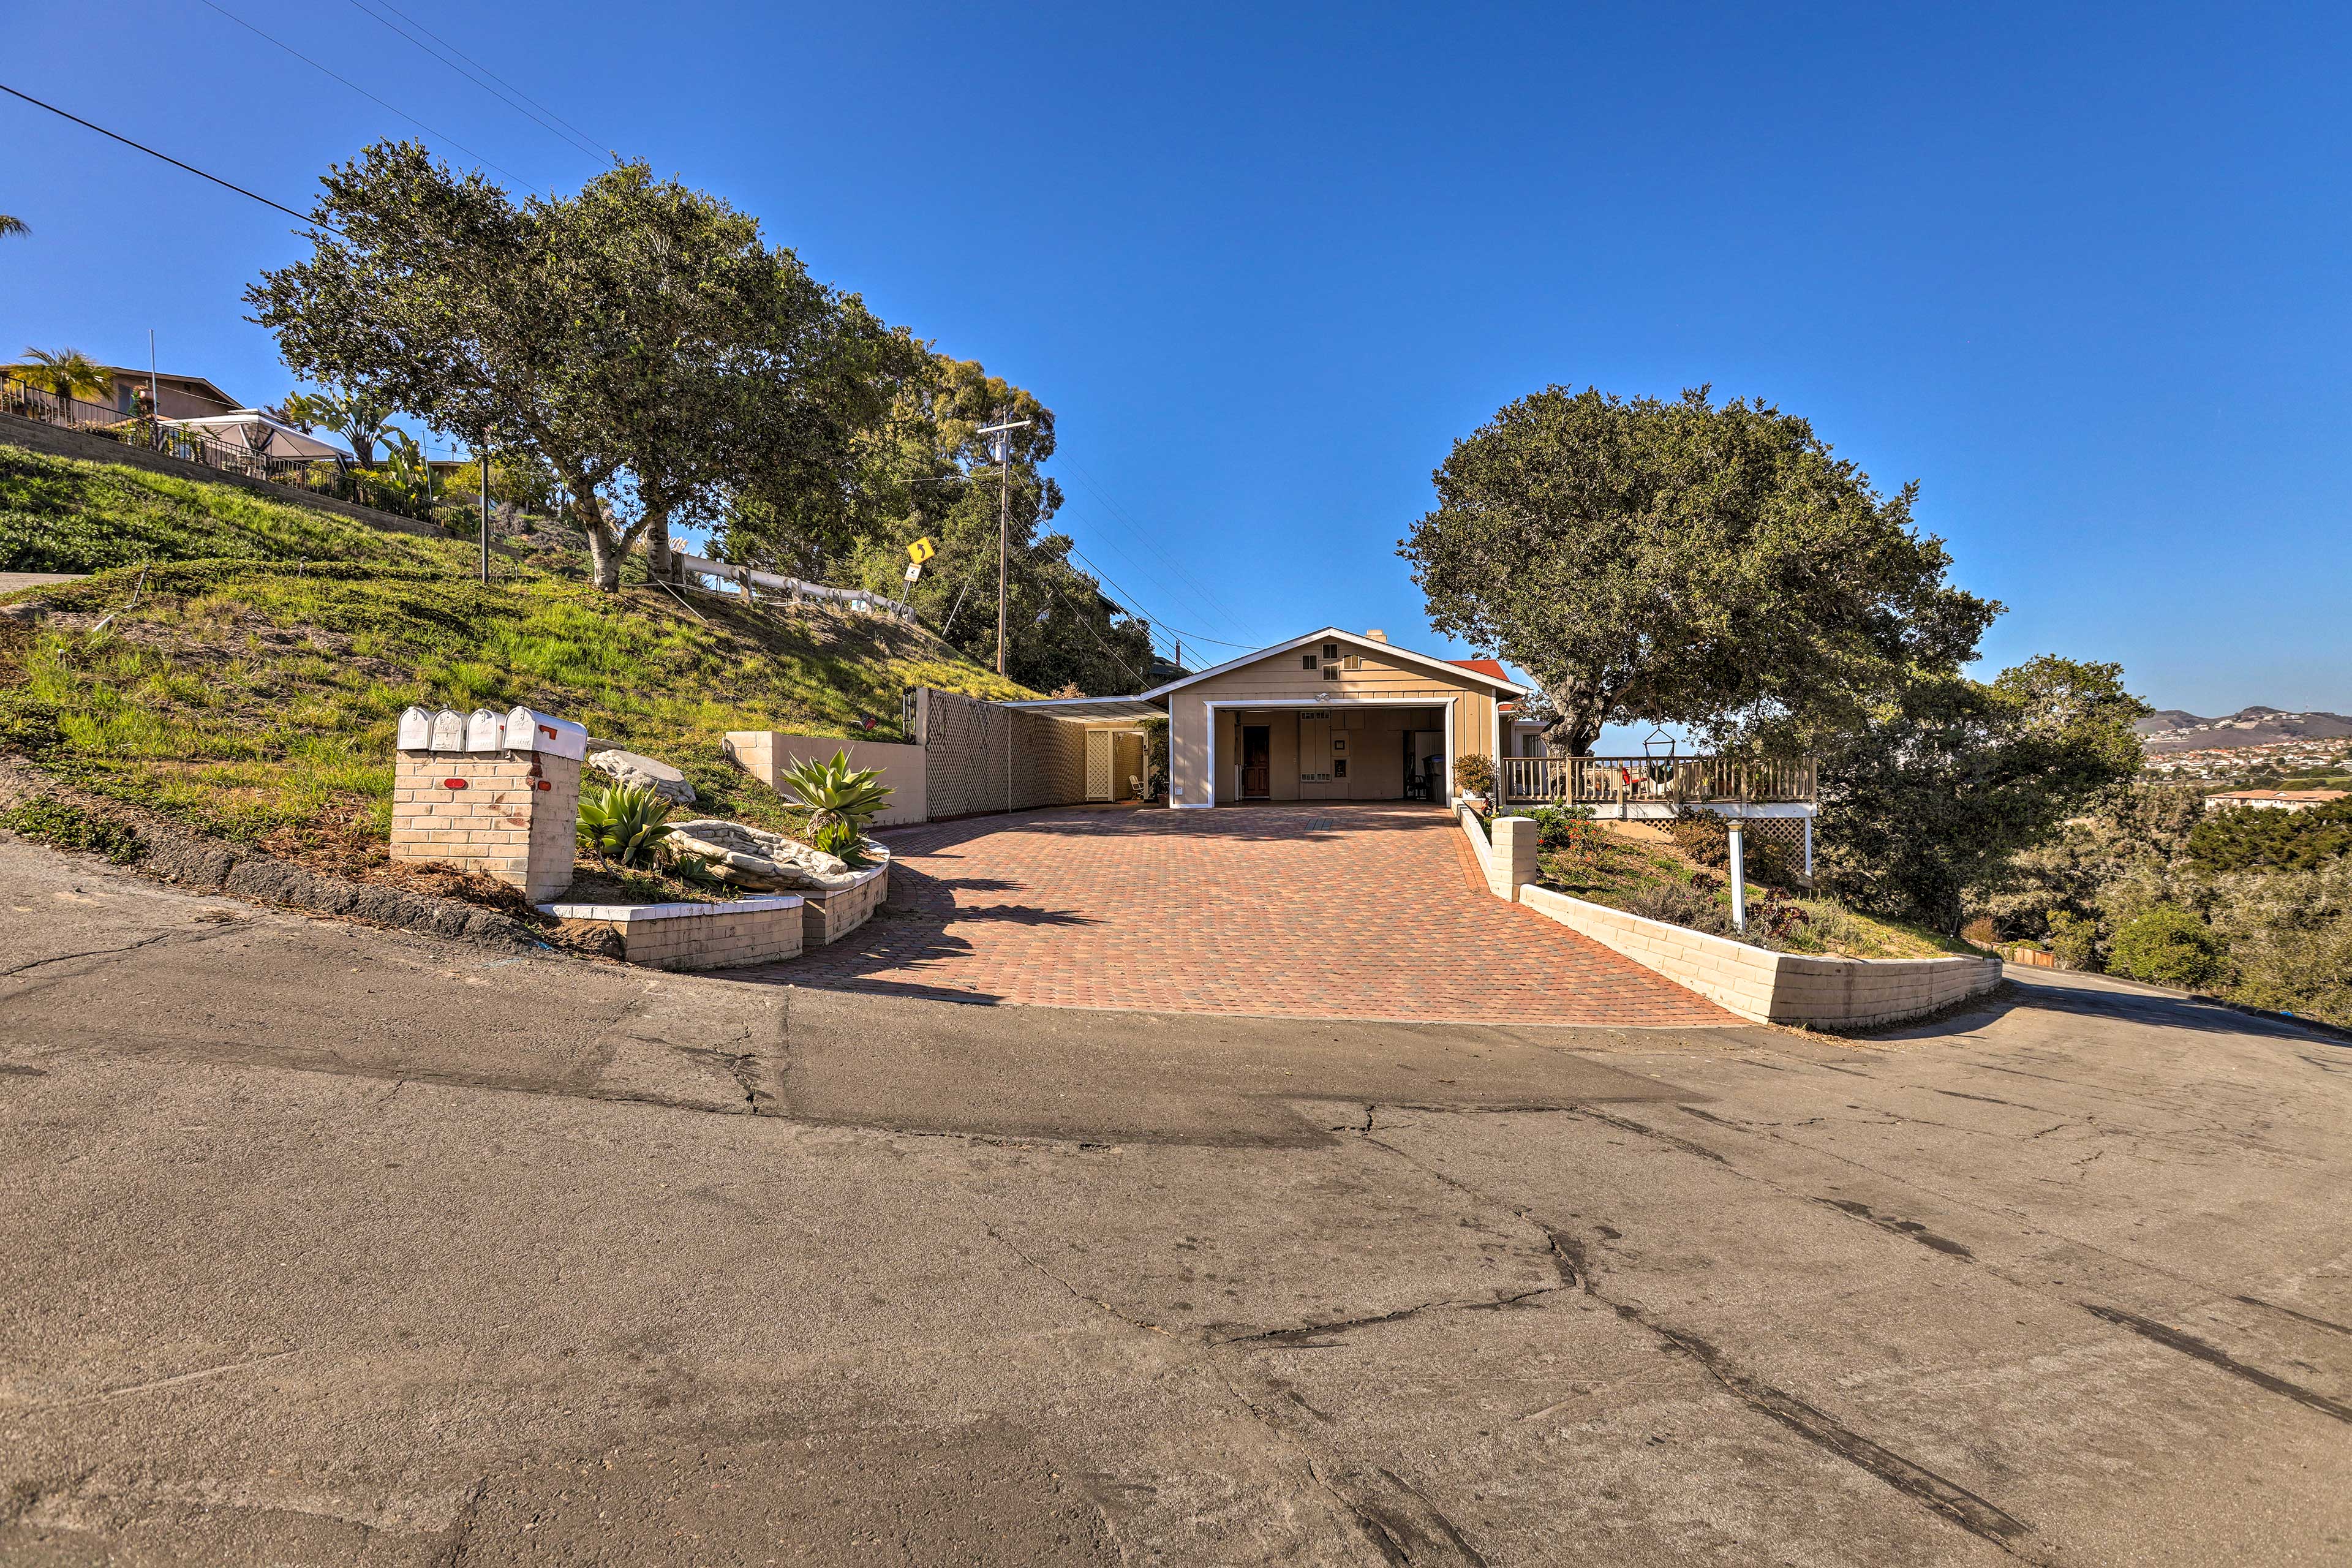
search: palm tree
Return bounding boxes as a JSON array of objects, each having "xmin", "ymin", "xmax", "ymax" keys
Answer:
[
  {"xmin": 0, "ymin": 215, "xmax": 28, "ymax": 239},
  {"xmin": 6, "ymin": 347, "xmax": 113, "ymax": 404}
]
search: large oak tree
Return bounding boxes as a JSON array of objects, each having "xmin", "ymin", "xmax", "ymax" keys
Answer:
[
  {"xmin": 247, "ymin": 144, "xmax": 899, "ymax": 591},
  {"xmin": 1401, "ymin": 386, "xmax": 1997, "ymax": 755}
]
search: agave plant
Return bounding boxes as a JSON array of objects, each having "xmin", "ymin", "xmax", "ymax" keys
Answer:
[
  {"xmin": 576, "ymin": 780, "xmax": 674, "ymax": 868},
  {"xmin": 777, "ymin": 749, "xmax": 892, "ymax": 861}
]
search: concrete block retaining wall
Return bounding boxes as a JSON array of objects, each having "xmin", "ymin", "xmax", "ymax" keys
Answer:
[
  {"xmin": 1457, "ymin": 804, "xmax": 1539, "ymax": 901},
  {"xmin": 1515, "ymin": 883, "xmax": 1999, "ymax": 1028},
  {"xmin": 723, "ymin": 732, "xmax": 928, "ymax": 826},
  {"xmin": 798, "ymin": 863, "xmax": 888, "ymax": 946},
  {"xmin": 541, "ymin": 895, "xmax": 805, "ymax": 971}
]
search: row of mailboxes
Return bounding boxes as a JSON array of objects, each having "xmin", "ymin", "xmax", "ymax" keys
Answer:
[{"xmin": 396, "ymin": 704, "xmax": 589, "ymax": 760}]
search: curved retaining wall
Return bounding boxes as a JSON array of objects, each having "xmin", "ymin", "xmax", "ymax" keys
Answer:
[{"xmin": 1516, "ymin": 883, "xmax": 1999, "ymax": 1029}]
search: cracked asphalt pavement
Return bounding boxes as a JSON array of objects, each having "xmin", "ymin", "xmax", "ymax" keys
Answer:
[{"xmin": 3, "ymin": 835, "xmax": 2350, "ymax": 1564}]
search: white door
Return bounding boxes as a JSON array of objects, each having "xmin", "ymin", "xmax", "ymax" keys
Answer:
[{"xmin": 1085, "ymin": 729, "xmax": 1114, "ymax": 801}]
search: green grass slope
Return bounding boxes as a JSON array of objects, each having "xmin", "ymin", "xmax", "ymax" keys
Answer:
[
  {"xmin": 0, "ymin": 443, "xmax": 1030, "ymax": 858},
  {"xmin": 2, "ymin": 442, "xmax": 443, "ymax": 573}
]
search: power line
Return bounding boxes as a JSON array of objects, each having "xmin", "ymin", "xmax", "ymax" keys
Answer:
[
  {"xmin": 341, "ymin": 0, "xmax": 606, "ymax": 160},
  {"xmin": 192, "ymin": 0, "xmax": 532, "ymax": 186},
  {"xmin": 0, "ymin": 83, "xmax": 343, "ymax": 233},
  {"xmin": 1061, "ymin": 459, "xmax": 1254, "ymax": 639}
]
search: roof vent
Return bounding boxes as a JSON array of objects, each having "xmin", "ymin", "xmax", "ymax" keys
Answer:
[{"xmin": 1364, "ymin": 628, "xmax": 1388, "ymax": 643}]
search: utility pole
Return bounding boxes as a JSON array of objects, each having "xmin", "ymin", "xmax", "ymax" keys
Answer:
[
  {"xmin": 975, "ymin": 409, "xmax": 1031, "ymax": 676},
  {"xmin": 477, "ymin": 429, "xmax": 491, "ymax": 585}
]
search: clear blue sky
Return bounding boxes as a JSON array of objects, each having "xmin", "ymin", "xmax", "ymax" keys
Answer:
[{"xmin": 6, "ymin": 2, "xmax": 2348, "ymax": 720}]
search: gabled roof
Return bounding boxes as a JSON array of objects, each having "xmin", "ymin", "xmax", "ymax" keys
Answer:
[
  {"xmin": 1139, "ymin": 628, "xmax": 1527, "ymax": 701},
  {"xmin": 97, "ymin": 368, "xmax": 239, "ymax": 409}
]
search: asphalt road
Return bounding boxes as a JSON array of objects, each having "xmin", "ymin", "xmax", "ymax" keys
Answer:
[{"xmin": 2, "ymin": 834, "xmax": 2349, "ymax": 1566}]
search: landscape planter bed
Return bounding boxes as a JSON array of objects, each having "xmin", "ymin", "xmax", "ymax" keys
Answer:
[
  {"xmin": 1515, "ymin": 883, "xmax": 1999, "ymax": 1028},
  {"xmin": 538, "ymin": 894, "xmax": 805, "ymax": 971}
]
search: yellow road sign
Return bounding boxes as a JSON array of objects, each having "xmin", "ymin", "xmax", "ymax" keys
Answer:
[{"xmin": 907, "ymin": 537, "xmax": 937, "ymax": 565}]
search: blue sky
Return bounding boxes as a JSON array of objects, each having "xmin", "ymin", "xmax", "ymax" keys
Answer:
[{"xmin": 5, "ymin": 1, "xmax": 2348, "ymax": 721}]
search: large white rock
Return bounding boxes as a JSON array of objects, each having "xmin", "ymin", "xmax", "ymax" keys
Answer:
[
  {"xmin": 667, "ymin": 820, "xmax": 861, "ymax": 891},
  {"xmin": 589, "ymin": 748, "xmax": 697, "ymax": 806}
]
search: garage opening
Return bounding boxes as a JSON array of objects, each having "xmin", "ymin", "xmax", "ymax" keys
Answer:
[{"xmin": 1215, "ymin": 704, "xmax": 1452, "ymax": 804}]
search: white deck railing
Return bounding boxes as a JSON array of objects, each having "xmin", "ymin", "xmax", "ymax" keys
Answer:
[{"xmin": 1499, "ymin": 755, "xmax": 1816, "ymax": 807}]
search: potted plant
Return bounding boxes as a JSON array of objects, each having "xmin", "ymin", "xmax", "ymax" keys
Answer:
[{"xmin": 1453, "ymin": 753, "xmax": 1496, "ymax": 812}]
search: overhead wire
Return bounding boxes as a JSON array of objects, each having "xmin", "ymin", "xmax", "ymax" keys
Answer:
[
  {"xmin": 341, "ymin": 0, "xmax": 606, "ymax": 160},
  {"xmin": 0, "ymin": 83, "xmax": 343, "ymax": 233},
  {"xmin": 1060, "ymin": 459, "xmax": 1256, "ymax": 639},
  {"xmin": 192, "ymin": 0, "xmax": 533, "ymax": 186}
]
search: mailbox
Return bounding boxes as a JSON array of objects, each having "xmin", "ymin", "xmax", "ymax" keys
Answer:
[
  {"xmin": 502, "ymin": 706, "xmax": 589, "ymax": 762},
  {"xmin": 427, "ymin": 708, "xmax": 467, "ymax": 752},
  {"xmin": 465, "ymin": 708, "xmax": 507, "ymax": 753},
  {"xmin": 396, "ymin": 706, "xmax": 435, "ymax": 752}
]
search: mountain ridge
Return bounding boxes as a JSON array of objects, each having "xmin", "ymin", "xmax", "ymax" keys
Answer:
[{"xmin": 2135, "ymin": 706, "xmax": 2352, "ymax": 752}]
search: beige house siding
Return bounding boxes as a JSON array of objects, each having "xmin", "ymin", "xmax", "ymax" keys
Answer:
[{"xmin": 1167, "ymin": 634, "xmax": 1505, "ymax": 807}]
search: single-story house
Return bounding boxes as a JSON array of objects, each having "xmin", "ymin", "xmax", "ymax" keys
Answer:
[
  {"xmin": 93, "ymin": 368, "xmax": 241, "ymax": 421},
  {"xmin": 1005, "ymin": 627, "xmax": 1525, "ymax": 807}
]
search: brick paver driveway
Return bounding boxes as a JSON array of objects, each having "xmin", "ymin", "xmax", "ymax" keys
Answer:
[{"xmin": 778, "ymin": 803, "xmax": 1733, "ymax": 1025}]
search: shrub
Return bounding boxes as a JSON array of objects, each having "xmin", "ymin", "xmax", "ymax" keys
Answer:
[
  {"xmin": 1665, "ymin": 810, "xmax": 1800, "ymax": 888},
  {"xmin": 576, "ymin": 780, "xmax": 674, "ymax": 869},
  {"xmin": 1528, "ymin": 803, "xmax": 1598, "ymax": 853},
  {"xmin": 1453, "ymin": 753, "xmax": 1495, "ymax": 798},
  {"xmin": 2108, "ymin": 906, "xmax": 2232, "ymax": 991},
  {"xmin": 2046, "ymin": 909, "xmax": 2101, "ymax": 970},
  {"xmin": 0, "ymin": 798, "xmax": 146, "ymax": 864},
  {"xmin": 1623, "ymin": 879, "xmax": 1738, "ymax": 938}
]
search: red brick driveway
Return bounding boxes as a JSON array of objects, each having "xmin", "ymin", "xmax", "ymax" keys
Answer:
[{"xmin": 775, "ymin": 803, "xmax": 1734, "ymax": 1026}]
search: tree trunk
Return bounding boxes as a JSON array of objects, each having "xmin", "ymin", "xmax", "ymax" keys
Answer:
[
  {"xmin": 583, "ymin": 507, "xmax": 623, "ymax": 592},
  {"xmin": 645, "ymin": 509, "xmax": 672, "ymax": 579}
]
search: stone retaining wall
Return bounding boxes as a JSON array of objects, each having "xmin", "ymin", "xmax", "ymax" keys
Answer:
[
  {"xmin": 540, "ymin": 895, "xmax": 805, "ymax": 971},
  {"xmin": 1515, "ymin": 883, "xmax": 2000, "ymax": 1028}
]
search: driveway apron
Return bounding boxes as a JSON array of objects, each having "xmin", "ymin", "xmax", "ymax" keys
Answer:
[{"xmin": 774, "ymin": 802, "xmax": 1736, "ymax": 1025}]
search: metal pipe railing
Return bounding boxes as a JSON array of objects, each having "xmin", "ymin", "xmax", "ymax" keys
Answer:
[{"xmin": 667, "ymin": 550, "xmax": 915, "ymax": 620}]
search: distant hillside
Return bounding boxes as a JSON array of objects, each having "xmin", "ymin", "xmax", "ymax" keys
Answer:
[{"xmin": 2136, "ymin": 706, "xmax": 2352, "ymax": 752}]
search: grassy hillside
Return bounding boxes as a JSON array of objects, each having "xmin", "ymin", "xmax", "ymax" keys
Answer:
[
  {"xmin": 1, "ymin": 442, "xmax": 448, "ymax": 573},
  {"xmin": 0, "ymin": 443, "xmax": 1028, "ymax": 861}
]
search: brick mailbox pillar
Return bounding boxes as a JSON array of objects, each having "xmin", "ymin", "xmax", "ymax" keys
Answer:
[{"xmin": 391, "ymin": 704, "xmax": 589, "ymax": 902}]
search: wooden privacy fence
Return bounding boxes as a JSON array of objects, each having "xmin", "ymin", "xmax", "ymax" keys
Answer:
[{"xmin": 1500, "ymin": 755, "xmax": 1817, "ymax": 807}]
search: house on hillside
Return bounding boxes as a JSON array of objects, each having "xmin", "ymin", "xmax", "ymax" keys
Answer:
[
  {"xmin": 2202, "ymin": 788, "xmax": 2348, "ymax": 813},
  {"xmin": 92, "ymin": 368, "xmax": 241, "ymax": 421}
]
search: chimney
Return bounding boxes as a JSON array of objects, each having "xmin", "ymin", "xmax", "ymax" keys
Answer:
[{"xmin": 1364, "ymin": 628, "xmax": 1388, "ymax": 643}]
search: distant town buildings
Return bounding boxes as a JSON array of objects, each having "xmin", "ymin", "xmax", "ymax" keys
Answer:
[{"xmin": 2201, "ymin": 788, "xmax": 2350, "ymax": 813}]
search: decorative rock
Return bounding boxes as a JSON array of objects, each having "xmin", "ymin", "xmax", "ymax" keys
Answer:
[
  {"xmin": 666, "ymin": 819, "xmax": 861, "ymax": 891},
  {"xmin": 588, "ymin": 748, "xmax": 698, "ymax": 806}
]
